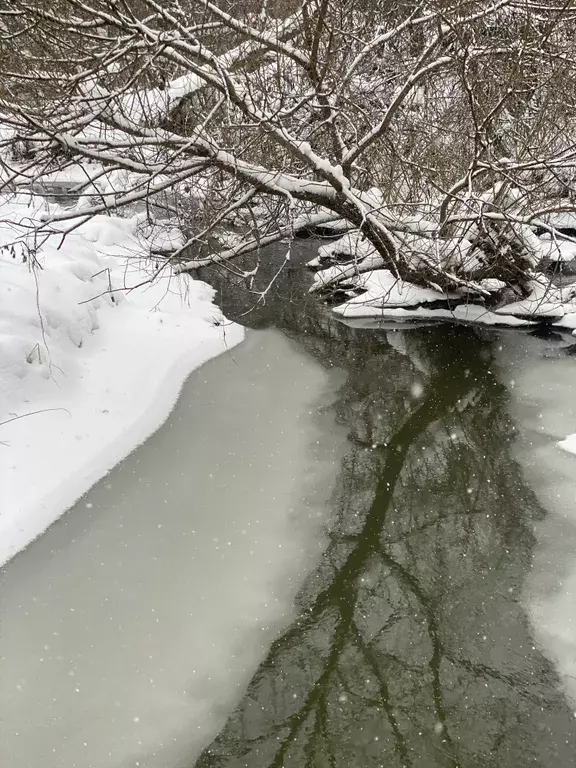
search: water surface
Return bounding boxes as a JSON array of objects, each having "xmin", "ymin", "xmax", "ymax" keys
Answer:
[
  {"xmin": 2, "ymin": 239, "xmax": 576, "ymax": 768},
  {"xmin": 193, "ymin": 242, "xmax": 576, "ymax": 767},
  {"xmin": 0, "ymin": 329, "xmax": 347, "ymax": 768}
]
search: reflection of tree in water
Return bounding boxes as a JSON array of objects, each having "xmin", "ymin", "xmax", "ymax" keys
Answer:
[{"xmin": 198, "ymin": 244, "xmax": 576, "ymax": 768}]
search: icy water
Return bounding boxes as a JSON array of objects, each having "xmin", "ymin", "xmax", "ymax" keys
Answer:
[
  {"xmin": 2, "ymin": 240, "xmax": 576, "ymax": 768},
  {"xmin": 193, "ymin": 242, "xmax": 576, "ymax": 767},
  {"xmin": 499, "ymin": 333, "xmax": 576, "ymax": 717},
  {"xmin": 0, "ymin": 330, "xmax": 348, "ymax": 767}
]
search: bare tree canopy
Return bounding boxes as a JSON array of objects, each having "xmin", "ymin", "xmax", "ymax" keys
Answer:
[{"xmin": 2, "ymin": 0, "xmax": 576, "ymax": 305}]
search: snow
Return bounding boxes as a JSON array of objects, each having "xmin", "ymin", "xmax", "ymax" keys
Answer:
[
  {"xmin": 334, "ymin": 300, "xmax": 531, "ymax": 327},
  {"xmin": 326, "ymin": 269, "xmax": 576, "ymax": 329},
  {"xmin": 559, "ymin": 433, "xmax": 576, "ymax": 456},
  {"xmin": 332, "ymin": 268, "xmax": 462, "ymax": 309},
  {"xmin": 329, "ymin": 268, "xmax": 530, "ymax": 326},
  {"xmin": 30, "ymin": 161, "xmax": 106, "ymax": 189},
  {"xmin": 538, "ymin": 234, "xmax": 576, "ymax": 263},
  {"xmin": 402, "ymin": 216, "xmax": 437, "ymax": 234},
  {"xmin": 314, "ymin": 217, "xmax": 352, "ymax": 234},
  {"xmin": 310, "ymin": 253, "xmax": 385, "ymax": 292},
  {"xmin": 0, "ymin": 192, "xmax": 243, "ymax": 567},
  {"xmin": 307, "ymin": 228, "xmax": 476, "ymax": 289},
  {"xmin": 0, "ymin": 329, "xmax": 347, "ymax": 768},
  {"xmin": 493, "ymin": 278, "xmax": 576, "ymax": 319},
  {"xmin": 316, "ymin": 231, "xmax": 375, "ymax": 263},
  {"xmin": 499, "ymin": 335, "xmax": 576, "ymax": 708},
  {"xmin": 538, "ymin": 210, "xmax": 576, "ymax": 232},
  {"xmin": 331, "ymin": 274, "xmax": 576, "ymax": 326},
  {"xmin": 307, "ymin": 231, "xmax": 373, "ymax": 269},
  {"xmin": 310, "ymin": 235, "xmax": 576, "ymax": 327},
  {"xmin": 310, "ymin": 228, "xmax": 481, "ymax": 282}
]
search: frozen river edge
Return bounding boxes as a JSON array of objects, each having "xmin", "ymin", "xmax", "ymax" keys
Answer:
[{"xmin": 0, "ymin": 329, "xmax": 348, "ymax": 768}]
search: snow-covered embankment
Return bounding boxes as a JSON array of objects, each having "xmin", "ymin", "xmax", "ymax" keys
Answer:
[
  {"xmin": 0, "ymin": 193, "xmax": 243, "ymax": 565},
  {"xmin": 310, "ymin": 228, "xmax": 576, "ymax": 330}
]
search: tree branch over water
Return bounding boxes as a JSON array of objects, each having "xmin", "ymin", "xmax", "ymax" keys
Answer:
[{"xmin": 3, "ymin": 0, "xmax": 576, "ymax": 301}]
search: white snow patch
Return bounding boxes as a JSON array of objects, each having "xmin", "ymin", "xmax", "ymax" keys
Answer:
[
  {"xmin": 538, "ymin": 235, "xmax": 576, "ymax": 263},
  {"xmin": 328, "ymin": 268, "xmax": 531, "ymax": 326},
  {"xmin": 402, "ymin": 216, "xmax": 438, "ymax": 235},
  {"xmin": 538, "ymin": 211, "xmax": 576, "ymax": 232},
  {"xmin": 310, "ymin": 252, "xmax": 385, "ymax": 292},
  {"xmin": 499, "ymin": 335, "xmax": 576, "ymax": 708},
  {"xmin": 316, "ymin": 231, "xmax": 376, "ymax": 264},
  {"xmin": 326, "ymin": 265, "xmax": 572, "ymax": 329},
  {"xmin": 559, "ymin": 433, "xmax": 576, "ymax": 456},
  {"xmin": 332, "ymin": 269, "xmax": 461, "ymax": 310},
  {"xmin": 334, "ymin": 300, "xmax": 530, "ymax": 327},
  {"xmin": 494, "ymin": 278, "xmax": 575, "ymax": 318},
  {"xmin": 0, "ymin": 194, "xmax": 243, "ymax": 566}
]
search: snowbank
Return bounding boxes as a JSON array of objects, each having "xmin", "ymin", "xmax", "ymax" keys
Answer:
[
  {"xmin": 559, "ymin": 434, "xmax": 576, "ymax": 456},
  {"xmin": 557, "ymin": 312, "xmax": 576, "ymax": 335},
  {"xmin": 0, "ymin": 193, "xmax": 243, "ymax": 566},
  {"xmin": 310, "ymin": 227, "xmax": 576, "ymax": 329},
  {"xmin": 328, "ymin": 268, "xmax": 530, "ymax": 326},
  {"xmin": 335, "ymin": 300, "xmax": 531, "ymax": 327},
  {"xmin": 538, "ymin": 233, "xmax": 576, "ymax": 263},
  {"xmin": 322, "ymin": 257, "xmax": 576, "ymax": 329},
  {"xmin": 308, "ymin": 229, "xmax": 479, "ymax": 276},
  {"xmin": 318, "ymin": 231, "xmax": 375, "ymax": 262},
  {"xmin": 331, "ymin": 268, "xmax": 463, "ymax": 309},
  {"xmin": 493, "ymin": 278, "xmax": 576, "ymax": 319}
]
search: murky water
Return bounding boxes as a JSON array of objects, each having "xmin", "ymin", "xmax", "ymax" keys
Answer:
[
  {"xmin": 0, "ymin": 330, "xmax": 347, "ymax": 768},
  {"xmin": 193, "ymin": 243, "xmax": 576, "ymax": 767},
  {"xmin": 2, "ymin": 239, "xmax": 576, "ymax": 768}
]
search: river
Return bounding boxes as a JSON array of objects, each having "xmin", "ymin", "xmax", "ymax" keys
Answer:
[{"xmin": 2, "ymin": 239, "xmax": 576, "ymax": 768}]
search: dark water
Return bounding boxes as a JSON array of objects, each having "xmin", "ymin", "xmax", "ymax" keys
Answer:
[{"xmin": 192, "ymin": 241, "xmax": 576, "ymax": 767}]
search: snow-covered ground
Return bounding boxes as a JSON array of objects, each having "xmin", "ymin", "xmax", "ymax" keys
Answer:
[
  {"xmin": 539, "ymin": 232, "xmax": 576, "ymax": 263},
  {"xmin": 559, "ymin": 432, "xmax": 576, "ymax": 456},
  {"xmin": 312, "ymin": 230, "xmax": 576, "ymax": 331},
  {"xmin": 0, "ymin": 192, "xmax": 243, "ymax": 566}
]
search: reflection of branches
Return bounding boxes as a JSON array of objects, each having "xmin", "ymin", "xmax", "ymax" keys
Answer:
[
  {"xmin": 196, "ymin": 327, "xmax": 575, "ymax": 768},
  {"xmin": 197, "ymin": 330, "xmax": 484, "ymax": 768},
  {"xmin": 352, "ymin": 623, "xmax": 412, "ymax": 767},
  {"xmin": 267, "ymin": 607, "xmax": 352, "ymax": 768},
  {"xmin": 444, "ymin": 653, "xmax": 544, "ymax": 703},
  {"xmin": 375, "ymin": 536, "xmax": 460, "ymax": 765}
]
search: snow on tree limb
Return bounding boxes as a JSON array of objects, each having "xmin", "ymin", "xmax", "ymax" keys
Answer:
[{"xmin": 3, "ymin": 0, "xmax": 576, "ymax": 302}]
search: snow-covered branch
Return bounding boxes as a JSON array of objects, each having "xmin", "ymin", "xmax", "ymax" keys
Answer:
[{"xmin": 3, "ymin": 0, "xmax": 576, "ymax": 301}]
